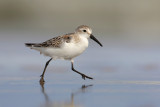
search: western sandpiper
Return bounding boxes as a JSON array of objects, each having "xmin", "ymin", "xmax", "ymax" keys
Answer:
[{"xmin": 25, "ymin": 25, "xmax": 102, "ymax": 82}]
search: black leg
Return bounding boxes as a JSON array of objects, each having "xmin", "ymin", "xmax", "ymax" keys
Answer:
[
  {"xmin": 71, "ymin": 62, "xmax": 93, "ymax": 80},
  {"xmin": 40, "ymin": 58, "xmax": 52, "ymax": 83}
]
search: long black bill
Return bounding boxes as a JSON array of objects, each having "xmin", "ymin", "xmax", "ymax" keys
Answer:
[{"xmin": 90, "ymin": 34, "xmax": 103, "ymax": 47}]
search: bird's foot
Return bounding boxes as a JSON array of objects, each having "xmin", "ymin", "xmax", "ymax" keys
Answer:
[
  {"xmin": 39, "ymin": 76, "xmax": 45, "ymax": 83},
  {"xmin": 81, "ymin": 74, "xmax": 93, "ymax": 80}
]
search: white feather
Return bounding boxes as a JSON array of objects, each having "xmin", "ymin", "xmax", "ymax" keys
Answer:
[{"xmin": 32, "ymin": 36, "xmax": 88, "ymax": 60}]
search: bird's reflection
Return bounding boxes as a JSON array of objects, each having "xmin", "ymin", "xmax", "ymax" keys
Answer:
[{"xmin": 40, "ymin": 82, "xmax": 93, "ymax": 107}]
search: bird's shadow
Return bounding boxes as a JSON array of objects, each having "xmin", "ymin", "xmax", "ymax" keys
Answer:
[{"xmin": 39, "ymin": 82, "xmax": 93, "ymax": 107}]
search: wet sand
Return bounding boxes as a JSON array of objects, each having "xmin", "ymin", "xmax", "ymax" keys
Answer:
[{"xmin": 1, "ymin": 38, "xmax": 160, "ymax": 107}]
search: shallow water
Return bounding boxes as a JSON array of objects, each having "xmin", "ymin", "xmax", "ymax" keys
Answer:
[
  {"xmin": 1, "ymin": 33, "xmax": 160, "ymax": 107},
  {"xmin": 1, "ymin": 70, "xmax": 160, "ymax": 107}
]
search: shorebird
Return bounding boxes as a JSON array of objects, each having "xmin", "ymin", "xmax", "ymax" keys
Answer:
[{"xmin": 25, "ymin": 25, "xmax": 102, "ymax": 82}]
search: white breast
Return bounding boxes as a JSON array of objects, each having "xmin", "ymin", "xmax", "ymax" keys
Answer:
[{"xmin": 59, "ymin": 36, "xmax": 89, "ymax": 60}]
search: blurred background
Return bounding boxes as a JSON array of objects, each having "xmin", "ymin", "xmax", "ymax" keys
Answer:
[
  {"xmin": 1, "ymin": 0, "xmax": 160, "ymax": 107},
  {"xmin": 1, "ymin": 0, "xmax": 160, "ymax": 45}
]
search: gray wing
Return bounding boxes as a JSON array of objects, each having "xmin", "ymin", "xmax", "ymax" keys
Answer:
[
  {"xmin": 25, "ymin": 33, "xmax": 74, "ymax": 48},
  {"xmin": 25, "ymin": 36, "xmax": 63, "ymax": 48}
]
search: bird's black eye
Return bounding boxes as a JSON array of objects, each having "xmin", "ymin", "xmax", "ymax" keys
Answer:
[
  {"xmin": 83, "ymin": 30, "xmax": 86, "ymax": 32},
  {"xmin": 67, "ymin": 36, "xmax": 71, "ymax": 39}
]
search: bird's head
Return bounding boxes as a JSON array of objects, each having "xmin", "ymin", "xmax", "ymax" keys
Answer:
[{"xmin": 75, "ymin": 25, "xmax": 103, "ymax": 47}]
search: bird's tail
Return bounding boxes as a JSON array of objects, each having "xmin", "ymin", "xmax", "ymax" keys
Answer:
[{"xmin": 25, "ymin": 43, "xmax": 36, "ymax": 47}]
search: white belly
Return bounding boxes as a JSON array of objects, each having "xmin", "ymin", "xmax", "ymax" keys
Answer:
[{"xmin": 33, "ymin": 37, "xmax": 89, "ymax": 60}]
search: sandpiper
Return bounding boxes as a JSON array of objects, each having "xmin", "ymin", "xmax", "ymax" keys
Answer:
[{"xmin": 25, "ymin": 25, "xmax": 102, "ymax": 82}]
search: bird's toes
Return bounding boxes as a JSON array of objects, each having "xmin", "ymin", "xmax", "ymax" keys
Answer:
[
  {"xmin": 40, "ymin": 75, "xmax": 44, "ymax": 77},
  {"xmin": 39, "ymin": 77, "xmax": 45, "ymax": 83},
  {"xmin": 89, "ymin": 77, "xmax": 93, "ymax": 80},
  {"xmin": 81, "ymin": 74, "xmax": 86, "ymax": 80}
]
